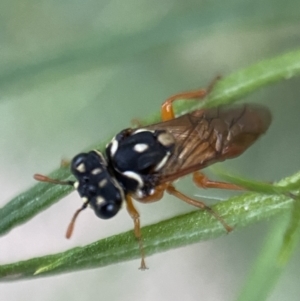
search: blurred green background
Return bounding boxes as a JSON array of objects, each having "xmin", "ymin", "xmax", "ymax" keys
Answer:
[{"xmin": 0, "ymin": 0, "xmax": 300, "ymax": 300}]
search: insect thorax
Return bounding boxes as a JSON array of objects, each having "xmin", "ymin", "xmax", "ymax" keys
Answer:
[{"xmin": 106, "ymin": 128, "xmax": 175, "ymax": 198}]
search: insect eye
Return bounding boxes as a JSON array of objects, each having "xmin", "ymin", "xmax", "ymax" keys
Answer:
[
  {"xmin": 71, "ymin": 153, "xmax": 88, "ymax": 176},
  {"xmin": 93, "ymin": 201, "xmax": 121, "ymax": 219},
  {"xmin": 72, "ymin": 153, "xmax": 87, "ymax": 166}
]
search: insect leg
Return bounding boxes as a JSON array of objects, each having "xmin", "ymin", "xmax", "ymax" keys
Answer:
[
  {"xmin": 125, "ymin": 196, "xmax": 148, "ymax": 270},
  {"xmin": 166, "ymin": 184, "xmax": 233, "ymax": 232},
  {"xmin": 193, "ymin": 171, "xmax": 244, "ymax": 190},
  {"xmin": 161, "ymin": 76, "xmax": 221, "ymax": 121}
]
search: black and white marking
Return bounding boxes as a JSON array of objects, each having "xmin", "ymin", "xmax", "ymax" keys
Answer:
[
  {"xmin": 69, "ymin": 128, "xmax": 175, "ymax": 219},
  {"xmin": 106, "ymin": 128, "xmax": 175, "ymax": 198}
]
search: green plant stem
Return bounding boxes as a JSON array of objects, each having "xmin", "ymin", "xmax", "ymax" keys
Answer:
[{"xmin": 0, "ymin": 189, "xmax": 294, "ymax": 281}]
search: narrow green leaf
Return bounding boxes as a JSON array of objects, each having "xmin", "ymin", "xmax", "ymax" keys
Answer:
[
  {"xmin": 202, "ymin": 49, "xmax": 300, "ymax": 108},
  {"xmin": 278, "ymin": 197, "xmax": 300, "ymax": 265},
  {"xmin": 215, "ymin": 170, "xmax": 300, "ymax": 194},
  {"xmin": 0, "ymin": 187, "xmax": 294, "ymax": 281},
  {"xmin": 0, "ymin": 169, "xmax": 72, "ymax": 236},
  {"xmin": 144, "ymin": 49, "xmax": 300, "ymax": 122}
]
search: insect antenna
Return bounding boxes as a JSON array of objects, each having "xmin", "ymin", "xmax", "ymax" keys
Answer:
[
  {"xmin": 34, "ymin": 173, "xmax": 86, "ymax": 238},
  {"xmin": 33, "ymin": 174, "xmax": 75, "ymax": 186},
  {"xmin": 66, "ymin": 202, "xmax": 88, "ymax": 239}
]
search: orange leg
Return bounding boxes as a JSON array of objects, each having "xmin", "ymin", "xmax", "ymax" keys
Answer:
[
  {"xmin": 161, "ymin": 76, "xmax": 221, "ymax": 121},
  {"xmin": 125, "ymin": 195, "xmax": 147, "ymax": 270},
  {"xmin": 166, "ymin": 183, "xmax": 233, "ymax": 233},
  {"xmin": 193, "ymin": 171, "xmax": 244, "ymax": 190},
  {"xmin": 126, "ymin": 185, "xmax": 168, "ymax": 269}
]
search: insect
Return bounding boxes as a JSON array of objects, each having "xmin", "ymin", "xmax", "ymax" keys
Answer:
[{"xmin": 34, "ymin": 81, "xmax": 271, "ymax": 270}]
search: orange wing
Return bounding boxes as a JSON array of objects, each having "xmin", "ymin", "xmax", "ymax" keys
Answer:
[{"xmin": 144, "ymin": 104, "xmax": 271, "ymax": 183}]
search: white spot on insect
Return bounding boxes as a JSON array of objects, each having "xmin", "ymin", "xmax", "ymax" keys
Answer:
[
  {"xmin": 92, "ymin": 168, "xmax": 102, "ymax": 175},
  {"xmin": 96, "ymin": 196, "xmax": 105, "ymax": 205},
  {"xmin": 74, "ymin": 181, "xmax": 79, "ymax": 189},
  {"xmin": 76, "ymin": 163, "xmax": 86, "ymax": 173},
  {"xmin": 93, "ymin": 150, "xmax": 107, "ymax": 165},
  {"xmin": 98, "ymin": 178, "xmax": 108, "ymax": 188},
  {"xmin": 133, "ymin": 128, "xmax": 154, "ymax": 134},
  {"xmin": 111, "ymin": 177, "xmax": 126, "ymax": 202},
  {"xmin": 157, "ymin": 132, "xmax": 175, "ymax": 147},
  {"xmin": 82, "ymin": 197, "xmax": 88, "ymax": 203},
  {"xmin": 154, "ymin": 152, "xmax": 170, "ymax": 171},
  {"xmin": 134, "ymin": 189, "xmax": 145, "ymax": 199},
  {"xmin": 133, "ymin": 143, "xmax": 149, "ymax": 153},
  {"xmin": 110, "ymin": 139, "xmax": 119, "ymax": 157},
  {"xmin": 123, "ymin": 171, "xmax": 144, "ymax": 188}
]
